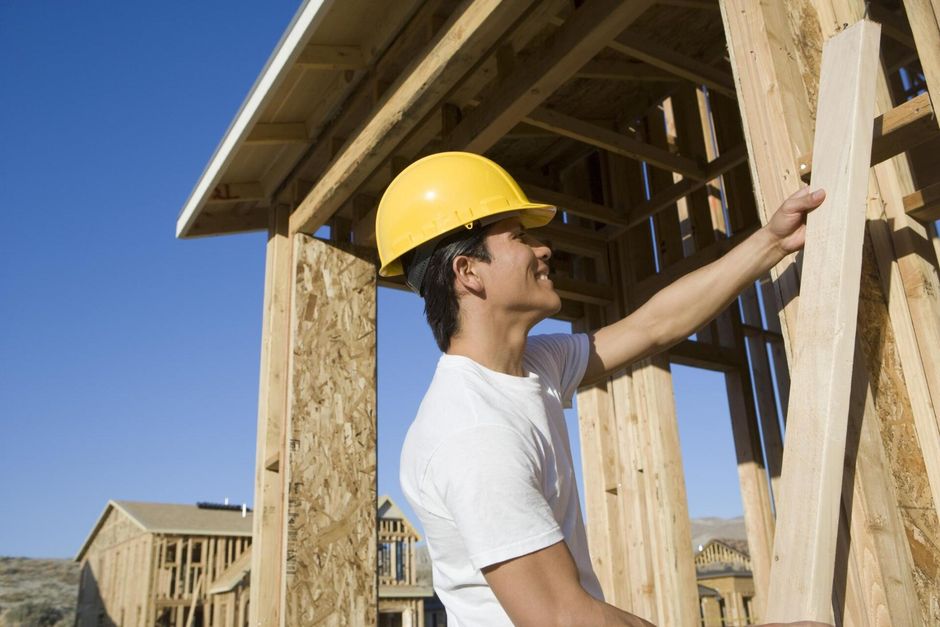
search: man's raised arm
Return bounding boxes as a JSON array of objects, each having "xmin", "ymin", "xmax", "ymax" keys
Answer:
[
  {"xmin": 483, "ymin": 540, "xmax": 655, "ymax": 627},
  {"xmin": 580, "ymin": 186, "xmax": 825, "ymax": 386}
]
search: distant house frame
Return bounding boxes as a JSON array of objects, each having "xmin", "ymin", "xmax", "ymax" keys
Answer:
[{"xmin": 177, "ymin": 0, "xmax": 940, "ymax": 624}]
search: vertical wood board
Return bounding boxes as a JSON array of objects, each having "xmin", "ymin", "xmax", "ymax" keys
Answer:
[
  {"xmin": 282, "ymin": 235, "xmax": 377, "ymax": 626},
  {"xmin": 765, "ymin": 19, "xmax": 881, "ymax": 622}
]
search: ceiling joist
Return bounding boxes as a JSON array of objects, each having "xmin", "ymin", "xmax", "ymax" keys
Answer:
[{"xmin": 524, "ymin": 106, "xmax": 705, "ymax": 179}]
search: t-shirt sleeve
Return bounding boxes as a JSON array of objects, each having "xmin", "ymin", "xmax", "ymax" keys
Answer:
[
  {"xmin": 424, "ymin": 424, "xmax": 564, "ymax": 570},
  {"xmin": 525, "ymin": 333, "xmax": 590, "ymax": 408}
]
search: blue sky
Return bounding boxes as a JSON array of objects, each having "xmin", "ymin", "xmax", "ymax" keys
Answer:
[{"xmin": 0, "ymin": 1, "xmax": 744, "ymax": 559}]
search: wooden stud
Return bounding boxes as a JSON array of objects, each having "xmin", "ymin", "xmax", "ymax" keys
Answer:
[
  {"xmin": 901, "ymin": 0, "xmax": 940, "ymax": 129},
  {"xmin": 763, "ymin": 20, "xmax": 880, "ymax": 622},
  {"xmin": 249, "ymin": 205, "xmax": 291, "ymax": 627}
]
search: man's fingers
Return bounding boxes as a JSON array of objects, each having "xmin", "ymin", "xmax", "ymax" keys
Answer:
[{"xmin": 785, "ymin": 187, "xmax": 825, "ymax": 213}]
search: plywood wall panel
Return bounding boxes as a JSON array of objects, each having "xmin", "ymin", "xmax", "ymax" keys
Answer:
[{"xmin": 282, "ymin": 235, "xmax": 377, "ymax": 626}]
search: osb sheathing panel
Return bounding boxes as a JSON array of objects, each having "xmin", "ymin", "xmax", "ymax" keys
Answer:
[
  {"xmin": 857, "ymin": 235, "xmax": 940, "ymax": 622},
  {"xmin": 283, "ymin": 234, "xmax": 377, "ymax": 626}
]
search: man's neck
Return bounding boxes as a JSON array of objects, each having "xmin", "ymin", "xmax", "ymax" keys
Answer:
[{"xmin": 446, "ymin": 312, "xmax": 533, "ymax": 377}]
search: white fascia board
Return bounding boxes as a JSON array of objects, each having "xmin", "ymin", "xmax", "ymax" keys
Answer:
[{"xmin": 176, "ymin": 0, "xmax": 332, "ymax": 238}]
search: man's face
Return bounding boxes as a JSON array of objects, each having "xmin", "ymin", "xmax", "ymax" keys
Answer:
[{"xmin": 474, "ymin": 217, "xmax": 561, "ymax": 321}]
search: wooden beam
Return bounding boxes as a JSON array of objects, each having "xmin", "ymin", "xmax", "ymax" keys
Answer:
[
  {"xmin": 607, "ymin": 31, "xmax": 735, "ymax": 97},
  {"xmin": 904, "ymin": 180, "xmax": 940, "ymax": 222},
  {"xmin": 289, "ymin": 0, "xmax": 541, "ymax": 234},
  {"xmin": 901, "ymin": 0, "xmax": 940, "ymax": 129},
  {"xmin": 282, "ymin": 236, "xmax": 377, "ymax": 624},
  {"xmin": 797, "ymin": 92, "xmax": 937, "ymax": 177},
  {"xmin": 184, "ymin": 208, "xmax": 269, "ymax": 238},
  {"xmin": 605, "ymin": 143, "xmax": 747, "ymax": 238},
  {"xmin": 444, "ymin": 0, "xmax": 656, "ymax": 154},
  {"xmin": 524, "ymin": 107, "xmax": 705, "ymax": 179},
  {"xmin": 765, "ymin": 20, "xmax": 880, "ymax": 622},
  {"xmin": 535, "ymin": 221, "xmax": 606, "ymax": 259},
  {"xmin": 521, "ymin": 182, "xmax": 628, "ymax": 226},
  {"xmin": 245, "ymin": 123, "xmax": 308, "ymax": 145},
  {"xmin": 667, "ymin": 339, "xmax": 741, "ymax": 371},
  {"xmin": 575, "ymin": 58, "xmax": 681, "ymax": 82},
  {"xmin": 296, "ymin": 44, "xmax": 366, "ymax": 70}
]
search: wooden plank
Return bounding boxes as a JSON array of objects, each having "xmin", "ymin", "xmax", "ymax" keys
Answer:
[
  {"xmin": 764, "ymin": 20, "xmax": 881, "ymax": 622},
  {"xmin": 444, "ymin": 0, "xmax": 656, "ymax": 154},
  {"xmin": 904, "ymin": 181, "xmax": 940, "ymax": 221},
  {"xmin": 524, "ymin": 107, "xmax": 705, "ymax": 179},
  {"xmin": 249, "ymin": 205, "xmax": 291, "ymax": 627},
  {"xmin": 289, "ymin": 0, "xmax": 540, "ymax": 234},
  {"xmin": 902, "ymin": 0, "xmax": 940, "ymax": 130},
  {"xmin": 282, "ymin": 236, "xmax": 377, "ymax": 625},
  {"xmin": 797, "ymin": 92, "xmax": 937, "ymax": 178},
  {"xmin": 295, "ymin": 44, "xmax": 366, "ymax": 70}
]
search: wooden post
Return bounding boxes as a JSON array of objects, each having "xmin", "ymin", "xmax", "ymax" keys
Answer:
[{"xmin": 281, "ymin": 235, "xmax": 377, "ymax": 625}]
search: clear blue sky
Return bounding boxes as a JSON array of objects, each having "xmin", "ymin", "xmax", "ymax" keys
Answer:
[{"xmin": 1, "ymin": 1, "xmax": 744, "ymax": 559}]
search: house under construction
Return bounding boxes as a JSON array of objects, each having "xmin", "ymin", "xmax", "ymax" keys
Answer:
[{"xmin": 176, "ymin": 0, "xmax": 940, "ymax": 624}]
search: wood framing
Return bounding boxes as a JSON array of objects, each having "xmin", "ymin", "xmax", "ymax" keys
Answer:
[
  {"xmin": 721, "ymin": 0, "xmax": 939, "ymax": 622},
  {"xmin": 281, "ymin": 236, "xmax": 377, "ymax": 625},
  {"xmin": 289, "ymin": 0, "xmax": 539, "ymax": 234},
  {"xmin": 764, "ymin": 20, "xmax": 880, "ymax": 622}
]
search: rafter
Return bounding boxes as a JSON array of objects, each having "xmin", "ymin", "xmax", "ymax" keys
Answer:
[
  {"xmin": 289, "ymin": 0, "xmax": 541, "ymax": 234},
  {"xmin": 443, "ymin": 0, "xmax": 656, "ymax": 153}
]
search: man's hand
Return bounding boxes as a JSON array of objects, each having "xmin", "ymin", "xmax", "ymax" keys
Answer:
[
  {"xmin": 764, "ymin": 186, "xmax": 826, "ymax": 254},
  {"xmin": 483, "ymin": 541, "xmax": 654, "ymax": 626}
]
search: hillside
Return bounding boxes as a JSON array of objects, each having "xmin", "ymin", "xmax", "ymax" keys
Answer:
[{"xmin": 0, "ymin": 558, "xmax": 78, "ymax": 627}]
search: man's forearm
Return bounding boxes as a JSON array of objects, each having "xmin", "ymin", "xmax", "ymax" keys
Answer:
[{"xmin": 638, "ymin": 225, "xmax": 785, "ymax": 349}]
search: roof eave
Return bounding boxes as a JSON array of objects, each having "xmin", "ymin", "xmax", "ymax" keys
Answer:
[{"xmin": 175, "ymin": 0, "xmax": 333, "ymax": 239}]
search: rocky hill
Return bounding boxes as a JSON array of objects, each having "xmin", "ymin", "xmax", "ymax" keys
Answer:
[{"xmin": 0, "ymin": 557, "xmax": 78, "ymax": 627}]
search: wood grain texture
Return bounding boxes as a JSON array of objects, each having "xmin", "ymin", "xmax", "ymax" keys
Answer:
[
  {"xmin": 765, "ymin": 20, "xmax": 881, "ymax": 622},
  {"xmin": 250, "ymin": 205, "xmax": 290, "ymax": 627},
  {"xmin": 282, "ymin": 235, "xmax": 377, "ymax": 627}
]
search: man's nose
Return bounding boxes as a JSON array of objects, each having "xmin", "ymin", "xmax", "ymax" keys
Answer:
[{"xmin": 531, "ymin": 236, "xmax": 552, "ymax": 261}]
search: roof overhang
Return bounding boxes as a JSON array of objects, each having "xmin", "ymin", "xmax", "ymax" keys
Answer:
[{"xmin": 176, "ymin": 0, "xmax": 332, "ymax": 238}]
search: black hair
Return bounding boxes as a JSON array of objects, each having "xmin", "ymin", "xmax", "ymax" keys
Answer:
[{"xmin": 403, "ymin": 224, "xmax": 492, "ymax": 352}]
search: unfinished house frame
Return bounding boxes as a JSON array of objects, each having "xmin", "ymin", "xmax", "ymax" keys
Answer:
[{"xmin": 177, "ymin": 0, "xmax": 940, "ymax": 624}]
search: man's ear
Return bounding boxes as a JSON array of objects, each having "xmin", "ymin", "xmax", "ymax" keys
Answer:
[{"xmin": 453, "ymin": 255, "xmax": 484, "ymax": 295}]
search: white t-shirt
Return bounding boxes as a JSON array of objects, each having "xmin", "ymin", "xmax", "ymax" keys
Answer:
[{"xmin": 400, "ymin": 333, "xmax": 603, "ymax": 626}]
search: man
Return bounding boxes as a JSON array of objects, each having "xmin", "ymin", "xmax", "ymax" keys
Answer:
[{"xmin": 375, "ymin": 152, "xmax": 826, "ymax": 626}]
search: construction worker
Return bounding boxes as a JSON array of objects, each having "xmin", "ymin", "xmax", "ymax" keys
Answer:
[{"xmin": 377, "ymin": 151, "xmax": 827, "ymax": 627}]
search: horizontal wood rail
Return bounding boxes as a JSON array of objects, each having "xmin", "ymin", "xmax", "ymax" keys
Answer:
[{"xmin": 797, "ymin": 92, "xmax": 935, "ymax": 179}]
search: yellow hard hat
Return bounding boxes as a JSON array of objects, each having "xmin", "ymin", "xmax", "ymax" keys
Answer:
[{"xmin": 375, "ymin": 152, "xmax": 556, "ymax": 282}]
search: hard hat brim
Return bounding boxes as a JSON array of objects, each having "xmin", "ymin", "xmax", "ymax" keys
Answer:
[{"xmin": 379, "ymin": 203, "xmax": 555, "ymax": 277}]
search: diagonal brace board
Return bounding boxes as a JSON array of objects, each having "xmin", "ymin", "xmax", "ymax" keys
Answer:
[{"xmin": 765, "ymin": 20, "xmax": 881, "ymax": 623}]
